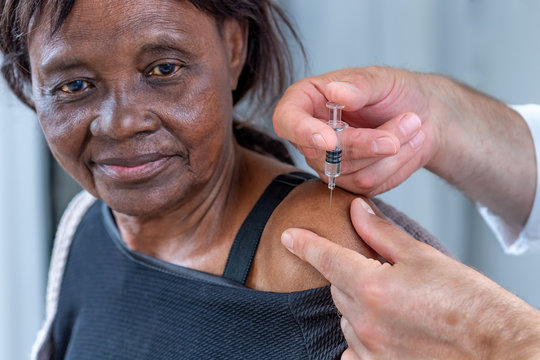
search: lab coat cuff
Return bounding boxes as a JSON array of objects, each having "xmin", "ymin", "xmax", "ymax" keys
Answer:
[{"xmin": 476, "ymin": 104, "xmax": 540, "ymax": 255}]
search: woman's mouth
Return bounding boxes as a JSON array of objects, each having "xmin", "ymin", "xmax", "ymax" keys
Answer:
[{"xmin": 94, "ymin": 154, "xmax": 175, "ymax": 183}]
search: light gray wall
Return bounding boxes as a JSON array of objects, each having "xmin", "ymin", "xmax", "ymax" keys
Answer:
[
  {"xmin": 281, "ymin": 0, "xmax": 540, "ymax": 307},
  {"xmin": 0, "ymin": 79, "xmax": 47, "ymax": 360}
]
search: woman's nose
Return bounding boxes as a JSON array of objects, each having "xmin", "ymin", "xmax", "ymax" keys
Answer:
[{"xmin": 90, "ymin": 95, "xmax": 160, "ymax": 139}]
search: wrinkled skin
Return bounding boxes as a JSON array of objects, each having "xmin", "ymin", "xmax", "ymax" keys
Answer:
[{"xmin": 29, "ymin": 0, "xmax": 243, "ymax": 217}]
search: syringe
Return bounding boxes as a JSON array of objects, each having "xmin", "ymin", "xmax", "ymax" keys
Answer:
[{"xmin": 325, "ymin": 101, "xmax": 348, "ymax": 208}]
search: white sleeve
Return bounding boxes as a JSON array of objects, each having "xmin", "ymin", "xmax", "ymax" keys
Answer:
[{"xmin": 476, "ymin": 104, "xmax": 540, "ymax": 255}]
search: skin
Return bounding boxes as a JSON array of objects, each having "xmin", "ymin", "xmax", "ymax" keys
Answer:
[
  {"xmin": 282, "ymin": 199, "xmax": 540, "ymax": 359},
  {"xmin": 28, "ymin": 0, "xmax": 375, "ymax": 293}
]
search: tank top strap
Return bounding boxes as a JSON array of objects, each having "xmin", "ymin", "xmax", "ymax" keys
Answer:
[{"xmin": 222, "ymin": 171, "xmax": 316, "ymax": 284}]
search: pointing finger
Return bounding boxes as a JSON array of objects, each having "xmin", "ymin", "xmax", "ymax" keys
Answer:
[
  {"xmin": 281, "ymin": 228, "xmax": 376, "ymax": 296},
  {"xmin": 350, "ymin": 198, "xmax": 418, "ymax": 263}
]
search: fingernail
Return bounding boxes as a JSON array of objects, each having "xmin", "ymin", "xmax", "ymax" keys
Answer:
[
  {"xmin": 311, "ymin": 133, "xmax": 327, "ymax": 150},
  {"xmin": 354, "ymin": 198, "xmax": 375, "ymax": 215},
  {"xmin": 399, "ymin": 113, "xmax": 421, "ymax": 137},
  {"xmin": 372, "ymin": 136, "xmax": 397, "ymax": 155},
  {"xmin": 281, "ymin": 231, "xmax": 294, "ymax": 251},
  {"xmin": 409, "ymin": 130, "xmax": 425, "ymax": 149}
]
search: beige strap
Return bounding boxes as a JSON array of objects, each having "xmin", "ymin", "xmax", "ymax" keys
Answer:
[{"xmin": 31, "ymin": 191, "xmax": 96, "ymax": 360}]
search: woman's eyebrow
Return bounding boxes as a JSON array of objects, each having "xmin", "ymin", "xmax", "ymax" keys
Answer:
[
  {"xmin": 34, "ymin": 41, "xmax": 81, "ymax": 74},
  {"xmin": 37, "ymin": 36, "xmax": 191, "ymax": 77},
  {"xmin": 39, "ymin": 56, "xmax": 88, "ymax": 77},
  {"xmin": 138, "ymin": 37, "xmax": 189, "ymax": 56}
]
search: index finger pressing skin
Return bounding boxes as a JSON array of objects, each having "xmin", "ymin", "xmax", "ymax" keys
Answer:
[
  {"xmin": 281, "ymin": 228, "xmax": 375, "ymax": 297},
  {"xmin": 350, "ymin": 198, "xmax": 419, "ymax": 264}
]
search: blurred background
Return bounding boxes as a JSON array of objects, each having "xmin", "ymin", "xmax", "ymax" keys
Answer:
[{"xmin": 2, "ymin": 0, "xmax": 540, "ymax": 358}]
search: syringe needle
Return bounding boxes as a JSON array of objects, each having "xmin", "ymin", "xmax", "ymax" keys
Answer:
[{"xmin": 329, "ymin": 188, "xmax": 333, "ymax": 208}]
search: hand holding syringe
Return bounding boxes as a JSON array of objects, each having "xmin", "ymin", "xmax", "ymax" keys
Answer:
[{"xmin": 325, "ymin": 101, "xmax": 348, "ymax": 207}]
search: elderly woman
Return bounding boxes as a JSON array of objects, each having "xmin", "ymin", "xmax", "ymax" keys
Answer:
[{"xmin": 1, "ymin": 0, "xmax": 448, "ymax": 359}]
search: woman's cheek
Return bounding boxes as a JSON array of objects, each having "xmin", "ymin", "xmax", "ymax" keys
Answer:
[{"xmin": 39, "ymin": 109, "xmax": 97, "ymax": 192}]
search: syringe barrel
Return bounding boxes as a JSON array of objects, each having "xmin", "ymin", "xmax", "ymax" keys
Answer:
[
  {"xmin": 325, "ymin": 101, "xmax": 347, "ymax": 184},
  {"xmin": 325, "ymin": 148, "xmax": 342, "ymax": 176},
  {"xmin": 325, "ymin": 161, "xmax": 341, "ymax": 177}
]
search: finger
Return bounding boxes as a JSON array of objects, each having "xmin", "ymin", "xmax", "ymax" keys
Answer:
[
  {"xmin": 331, "ymin": 285, "xmax": 354, "ymax": 315},
  {"xmin": 331, "ymin": 285, "xmax": 365, "ymax": 327},
  {"xmin": 341, "ymin": 317, "xmax": 371, "ymax": 360},
  {"xmin": 323, "ymin": 69, "xmax": 397, "ymax": 112},
  {"xmin": 304, "ymin": 128, "xmax": 421, "ymax": 180},
  {"xmin": 340, "ymin": 112, "xmax": 422, "ymax": 160},
  {"xmin": 274, "ymin": 68, "xmax": 400, "ymax": 152},
  {"xmin": 341, "ymin": 348, "xmax": 363, "ymax": 360},
  {"xmin": 377, "ymin": 112, "xmax": 422, "ymax": 147},
  {"xmin": 338, "ymin": 133, "xmax": 425, "ymax": 192},
  {"xmin": 341, "ymin": 127, "xmax": 400, "ymax": 158},
  {"xmin": 273, "ymin": 81, "xmax": 338, "ymax": 151},
  {"xmin": 281, "ymin": 228, "xmax": 376, "ymax": 294},
  {"xmin": 350, "ymin": 198, "xmax": 418, "ymax": 263},
  {"xmin": 298, "ymin": 144, "xmax": 321, "ymax": 160}
]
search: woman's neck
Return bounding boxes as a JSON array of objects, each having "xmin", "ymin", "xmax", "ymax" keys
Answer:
[{"xmin": 112, "ymin": 141, "xmax": 250, "ymax": 274}]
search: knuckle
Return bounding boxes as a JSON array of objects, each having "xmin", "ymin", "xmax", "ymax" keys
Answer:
[
  {"xmin": 362, "ymin": 65, "xmax": 382, "ymax": 83},
  {"xmin": 366, "ymin": 181, "xmax": 395, "ymax": 197},
  {"xmin": 271, "ymin": 109, "xmax": 283, "ymax": 130},
  {"xmin": 353, "ymin": 320, "xmax": 387, "ymax": 351},
  {"xmin": 293, "ymin": 123, "xmax": 307, "ymax": 143},
  {"xmin": 291, "ymin": 77, "xmax": 310, "ymax": 89},
  {"xmin": 358, "ymin": 278, "xmax": 386, "ymax": 307},
  {"xmin": 305, "ymin": 159, "xmax": 324, "ymax": 173},
  {"xmin": 353, "ymin": 174, "xmax": 377, "ymax": 192},
  {"xmin": 364, "ymin": 189, "xmax": 381, "ymax": 198},
  {"xmin": 350, "ymin": 130, "xmax": 373, "ymax": 147},
  {"xmin": 293, "ymin": 233, "xmax": 308, "ymax": 257},
  {"xmin": 317, "ymin": 248, "xmax": 338, "ymax": 280},
  {"xmin": 302, "ymin": 147, "xmax": 317, "ymax": 160}
]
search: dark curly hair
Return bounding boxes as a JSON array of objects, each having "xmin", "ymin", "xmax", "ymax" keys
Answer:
[{"xmin": 0, "ymin": 0, "xmax": 302, "ymax": 112}]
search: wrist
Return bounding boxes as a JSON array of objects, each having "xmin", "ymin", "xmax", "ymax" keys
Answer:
[
  {"xmin": 421, "ymin": 75, "xmax": 536, "ymax": 227},
  {"xmin": 421, "ymin": 74, "xmax": 476, "ymax": 181},
  {"xmin": 488, "ymin": 303, "xmax": 540, "ymax": 360}
]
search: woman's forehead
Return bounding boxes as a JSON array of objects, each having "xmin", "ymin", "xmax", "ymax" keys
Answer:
[
  {"xmin": 31, "ymin": 0, "xmax": 214, "ymax": 45},
  {"xmin": 29, "ymin": 0, "xmax": 217, "ymax": 68}
]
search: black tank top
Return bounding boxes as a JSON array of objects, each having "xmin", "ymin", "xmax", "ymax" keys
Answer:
[{"xmin": 52, "ymin": 172, "xmax": 347, "ymax": 359}]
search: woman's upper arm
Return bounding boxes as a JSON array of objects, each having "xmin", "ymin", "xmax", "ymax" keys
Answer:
[{"xmin": 250, "ymin": 180, "xmax": 379, "ymax": 292}]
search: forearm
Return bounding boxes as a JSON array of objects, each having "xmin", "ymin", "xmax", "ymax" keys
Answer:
[{"xmin": 424, "ymin": 75, "xmax": 536, "ymax": 228}]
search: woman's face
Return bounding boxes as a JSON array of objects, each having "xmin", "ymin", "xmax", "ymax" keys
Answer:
[{"xmin": 28, "ymin": 0, "xmax": 246, "ymax": 216}]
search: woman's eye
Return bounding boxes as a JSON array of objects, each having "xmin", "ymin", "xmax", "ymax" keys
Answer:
[
  {"xmin": 60, "ymin": 80, "xmax": 89, "ymax": 94},
  {"xmin": 148, "ymin": 63, "xmax": 180, "ymax": 77}
]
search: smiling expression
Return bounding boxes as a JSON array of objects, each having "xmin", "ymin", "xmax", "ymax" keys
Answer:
[{"xmin": 28, "ymin": 0, "xmax": 246, "ymax": 216}]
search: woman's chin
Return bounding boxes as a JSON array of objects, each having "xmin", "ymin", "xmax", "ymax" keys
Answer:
[{"xmin": 98, "ymin": 186, "xmax": 189, "ymax": 218}]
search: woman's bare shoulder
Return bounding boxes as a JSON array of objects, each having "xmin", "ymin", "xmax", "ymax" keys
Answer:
[{"xmin": 246, "ymin": 177, "xmax": 379, "ymax": 292}]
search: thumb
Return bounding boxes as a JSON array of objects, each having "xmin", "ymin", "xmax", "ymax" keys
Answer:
[
  {"xmin": 323, "ymin": 67, "xmax": 397, "ymax": 112},
  {"xmin": 350, "ymin": 198, "xmax": 414, "ymax": 264}
]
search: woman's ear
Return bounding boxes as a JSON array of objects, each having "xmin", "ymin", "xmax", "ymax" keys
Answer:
[{"xmin": 221, "ymin": 19, "xmax": 248, "ymax": 91}]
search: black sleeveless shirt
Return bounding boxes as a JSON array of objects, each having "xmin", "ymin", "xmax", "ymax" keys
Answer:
[{"xmin": 52, "ymin": 172, "xmax": 347, "ymax": 359}]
